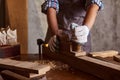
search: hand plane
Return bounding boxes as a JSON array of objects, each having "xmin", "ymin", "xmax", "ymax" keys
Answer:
[
  {"xmin": 41, "ymin": 35, "xmax": 86, "ymax": 57},
  {"xmin": 58, "ymin": 36, "xmax": 86, "ymax": 57}
]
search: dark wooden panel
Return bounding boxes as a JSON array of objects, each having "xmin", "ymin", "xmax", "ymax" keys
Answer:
[{"xmin": 0, "ymin": 44, "xmax": 20, "ymax": 58}]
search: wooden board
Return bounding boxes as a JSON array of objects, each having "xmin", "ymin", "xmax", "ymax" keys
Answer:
[
  {"xmin": 0, "ymin": 58, "xmax": 50, "ymax": 78},
  {"xmin": 43, "ymin": 47, "xmax": 120, "ymax": 80},
  {"xmin": 89, "ymin": 50, "xmax": 118, "ymax": 58}
]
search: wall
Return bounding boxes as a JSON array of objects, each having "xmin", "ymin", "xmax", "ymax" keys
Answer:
[
  {"xmin": 28, "ymin": 0, "xmax": 47, "ymax": 53},
  {"xmin": 6, "ymin": 0, "xmax": 28, "ymax": 53},
  {"xmin": 91, "ymin": 0, "xmax": 120, "ymax": 52}
]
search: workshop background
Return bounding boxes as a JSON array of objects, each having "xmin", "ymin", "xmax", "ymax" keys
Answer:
[{"xmin": 1, "ymin": 0, "xmax": 120, "ymax": 54}]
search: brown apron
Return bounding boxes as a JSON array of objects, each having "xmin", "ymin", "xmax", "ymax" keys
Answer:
[{"xmin": 45, "ymin": 0, "xmax": 91, "ymax": 53}]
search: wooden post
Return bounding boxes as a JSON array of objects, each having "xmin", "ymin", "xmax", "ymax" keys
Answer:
[{"xmin": 5, "ymin": 0, "xmax": 28, "ymax": 53}]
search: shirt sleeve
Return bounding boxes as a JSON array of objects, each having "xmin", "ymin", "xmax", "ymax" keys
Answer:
[
  {"xmin": 41, "ymin": 0, "xmax": 59, "ymax": 14},
  {"xmin": 85, "ymin": 0, "xmax": 104, "ymax": 11}
]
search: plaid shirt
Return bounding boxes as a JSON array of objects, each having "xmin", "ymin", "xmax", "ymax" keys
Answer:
[
  {"xmin": 42, "ymin": 0, "xmax": 104, "ymax": 14},
  {"xmin": 42, "ymin": 0, "xmax": 59, "ymax": 14}
]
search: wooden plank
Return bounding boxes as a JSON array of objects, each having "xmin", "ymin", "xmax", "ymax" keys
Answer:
[
  {"xmin": 89, "ymin": 50, "xmax": 118, "ymax": 58},
  {"xmin": 0, "ymin": 58, "xmax": 50, "ymax": 75},
  {"xmin": 114, "ymin": 55, "xmax": 120, "ymax": 62},
  {"xmin": 43, "ymin": 47, "xmax": 120, "ymax": 80}
]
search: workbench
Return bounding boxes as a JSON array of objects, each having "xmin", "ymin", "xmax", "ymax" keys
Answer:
[{"xmin": 36, "ymin": 38, "xmax": 120, "ymax": 80}]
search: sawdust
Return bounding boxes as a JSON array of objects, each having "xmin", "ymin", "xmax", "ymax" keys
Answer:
[{"xmin": 35, "ymin": 60, "xmax": 70, "ymax": 71}]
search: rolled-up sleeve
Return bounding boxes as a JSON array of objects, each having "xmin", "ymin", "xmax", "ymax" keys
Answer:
[
  {"xmin": 85, "ymin": 0, "xmax": 104, "ymax": 11},
  {"xmin": 41, "ymin": 0, "xmax": 59, "ymax": 14}
]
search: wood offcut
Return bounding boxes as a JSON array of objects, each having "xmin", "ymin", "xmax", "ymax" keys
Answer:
[{"xmin": 89, "ymin": 50, "xmax": 118, "ymax": 58}]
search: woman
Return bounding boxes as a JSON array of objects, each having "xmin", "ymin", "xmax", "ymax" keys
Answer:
[{"xmin": 42, "ymin": 0, "xmax": 104, "ymax": 53}]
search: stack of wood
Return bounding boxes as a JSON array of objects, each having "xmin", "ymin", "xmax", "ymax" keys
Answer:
[{"xmin": 0, "ymin": 58, "xmax": 51, "ymax": 78}]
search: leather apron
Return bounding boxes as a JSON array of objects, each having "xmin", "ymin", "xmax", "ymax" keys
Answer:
[{"xmin": 45, "ymin": 0, "xmax": 91, "ymax": 53}]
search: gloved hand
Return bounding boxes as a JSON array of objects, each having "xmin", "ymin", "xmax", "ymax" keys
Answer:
[
  {"xmin": 48, "ymin": 30, "xmax": 63, "ymax": 52},
  {"xmin": 48, "ymin": 35, "xmax": 59, "ymax": 52},
  {"xmin": 71, "ymin": 23, "xmax": 89, "ymax": 44},
  {"xmin": 48, "ymin": 29, "xmax": 71, "ymax": 52}
]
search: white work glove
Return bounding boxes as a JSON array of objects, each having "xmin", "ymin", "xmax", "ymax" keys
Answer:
[
  {"xmin": 48, "ymin": 35, "xmax": 59, "ymax": 52},
  {"xmin": 48, "ymin": 30, "xmax": 64, "ymax": 52},
  {"xmin": 71, "ymin": 23, "xmax": 89, "ymax": 44}
]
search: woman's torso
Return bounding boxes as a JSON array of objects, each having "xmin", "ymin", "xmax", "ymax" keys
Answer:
[{"xmin": 45, "ymin": 0, "xmax": 87, "ymax": 42}]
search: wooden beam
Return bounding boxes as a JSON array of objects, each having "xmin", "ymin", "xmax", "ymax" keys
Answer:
[
  {"xmin": 43, "ymin": 47, "xmax": 120, "ymax": 80},
  {"xmin": 6, "ymin": 0, "xmax": 28, "ymax": 53}
]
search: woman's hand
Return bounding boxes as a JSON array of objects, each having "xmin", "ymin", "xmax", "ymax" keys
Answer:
[{"xmin": 48, "ymin": 29, "xmax": 64, "ymax": 52}]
